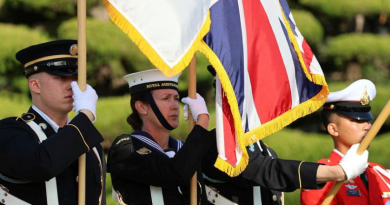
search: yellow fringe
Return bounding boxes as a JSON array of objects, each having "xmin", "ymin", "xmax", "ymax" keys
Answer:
[
  {"xmin": 244, "ymin": 85, "xmax": 329, "ymax": 145},
  {"xmin": 199, "ymin": 42, "xmax": 249, "ymax": 176},
  {"xmin": 199, "ymin": 39, "xmax": 329, "ymax": 176},
  {"xmin": 104, "ymin": 0, "xmax": 211, "ymax": 77},
  {"xmin": 279, "ymin": 4, "xmax": 326, "ymax": 86}
]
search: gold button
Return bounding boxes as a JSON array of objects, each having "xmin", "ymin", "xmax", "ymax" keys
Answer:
[
  {"xmin": 272, "ymin": 195, "xmax": 277, "ymax": 201},
  {"xmin": 76, "ymin": 176, "xmax": 79, "ymax": 182},
  {"xmin": 328, "ymin": 159, "xmax": 331, "ymax": 162},
  {"xmin": 34, "ymin": 66, "xmax": 38, "ymax": 71}
]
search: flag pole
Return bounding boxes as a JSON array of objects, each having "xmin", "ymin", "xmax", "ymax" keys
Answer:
[
  {"xmin": 188, "ymin": 53, "xmax": 197, "ymax": 205},
  {"xmin": 321, "ymin": 100, "xmax": 390, "ymax": 205},
  {"xmin": 77, "ymin": 0, "xmax": 87, "ymax": 204}
]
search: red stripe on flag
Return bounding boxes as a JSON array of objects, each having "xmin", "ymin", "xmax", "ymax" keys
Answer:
[
  {"xmin": 242, "ymin": 0, "xmax": 292, "ymax": 123},
  {"xmin": 222, "ymin": 89, "xmax": 238, "ymax": 165},
  {"xmin": 302, "ymin": 39, "xmax": 313, "ymax": 73}
]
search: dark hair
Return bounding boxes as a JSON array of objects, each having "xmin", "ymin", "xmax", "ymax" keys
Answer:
[
  {"xmin": 320, "ymin": 109, "xmax": 338, "ymax": 129},
  {"xmin": 127, "ymin": 93, "xmax": 148, "ymax": 131}
]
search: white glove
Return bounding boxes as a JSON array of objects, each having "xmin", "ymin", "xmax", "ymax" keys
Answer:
[
  {"xmin": 339, "ymin": 143, "xmax": 369, "ymax": 181},
  {"xmin": 181, "ymin": 93, "xmax": 209, "ymax": 122},
  {"xmin": 71, "ymin": 81, "xmax": 98, "ymax": 121}
]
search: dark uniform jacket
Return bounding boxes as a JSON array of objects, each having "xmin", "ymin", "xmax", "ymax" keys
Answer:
[
  {"xmin": 108, "ymin": 125, "xmax": 215, "ymax": 205},
  {"xmin": 0, "ymin": 107, "xmax": 105, "ymax": 205},
  {"xmin": 202, "ymin": 140, "xmax": 322, "ymax": 205}
]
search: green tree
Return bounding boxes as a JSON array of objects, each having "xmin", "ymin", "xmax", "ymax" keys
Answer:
[
  {"xmin": 291, "ymin": 9, "xmax": 324, "ymax": 46},
  {"xmin": 0, "ymin": 23, "xmax": 50, "ymax": 94}
]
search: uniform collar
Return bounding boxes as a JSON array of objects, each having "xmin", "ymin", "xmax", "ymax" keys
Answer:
[
  {"xmin": 131, "ymin": 130, "xmax": 183, "ymax": 156},
  {"xmin": 328, "ymin": 149, "xmax": 344, "ymax": 164},
  {"xmin": 31, "ymin": 105, "xmax": 70, "ymax": 133}
]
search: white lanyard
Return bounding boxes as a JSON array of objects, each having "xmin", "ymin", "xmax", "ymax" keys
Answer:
[{"xmin": 26, "ymin": 121, "xmax": 59, "ymax": 205}]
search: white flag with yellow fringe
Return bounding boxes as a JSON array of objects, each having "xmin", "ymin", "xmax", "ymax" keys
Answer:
[{"xmin": 104, "ymin": 0, "xmax": 212, "ymax": 77}]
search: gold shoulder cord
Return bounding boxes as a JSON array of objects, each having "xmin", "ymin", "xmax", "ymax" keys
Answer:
[
  {"xmin": 66, "ymin": 124, "xmax": 90, "ymax": 152},
  {"xmin": 16, "ymin": 113, "xmax": 35, "ymax": 122},
  {"xmin": 298, "ymin": 161, "xmax": 304, "ymax": 189}
]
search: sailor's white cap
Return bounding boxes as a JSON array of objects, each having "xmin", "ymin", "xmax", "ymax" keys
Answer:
[{"xmin": 124, "ymin": 69, "xmax": 181, "ymax": 96}]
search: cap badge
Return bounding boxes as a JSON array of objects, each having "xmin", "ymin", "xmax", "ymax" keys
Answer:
[
  {"xmin": 136, "ymin": 147, "xmax": 152, "ymax": 155},
  {"xmin": 360, "ymin": 87, "xmax": 370, "ymax": 106},
  {"xmin": 69, "ymin": 44, "xmax": 78, "ymax": 56}
]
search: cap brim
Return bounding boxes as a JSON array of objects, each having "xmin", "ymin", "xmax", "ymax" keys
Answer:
[
  {"xmin": 338, "ymin": 111, "xmax": 374, "ymax": 121},
  {"xmin": 45, "ymin": 67, "xmax": 78, "ymax": 76}
]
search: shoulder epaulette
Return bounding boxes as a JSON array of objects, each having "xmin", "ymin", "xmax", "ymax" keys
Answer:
[{"xmin": 16, "ymin": 113, "xmax": 35, "ymax": 122}]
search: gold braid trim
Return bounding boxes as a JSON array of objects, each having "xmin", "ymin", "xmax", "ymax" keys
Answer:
[
  {"xmin": 67, "ymin": 124, "xmax": 90, "ymax": 152},
  {"xmin": 298, "ymin": 161, "xmax": 304, "ymax": 189}
]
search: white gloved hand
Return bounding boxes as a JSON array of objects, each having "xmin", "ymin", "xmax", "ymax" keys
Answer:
[
  {"xmin": 339, "ymin": 143, "xmax": 369, "ymax": 181},
  {"xmin": 71, "ymin": 81, "xmax": 98, "ymax": 121},
  {"xmin": 181, "ymin": 93, "xmax": 209, "ymax": 122}
]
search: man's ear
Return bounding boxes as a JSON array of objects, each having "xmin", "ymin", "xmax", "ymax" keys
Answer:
[
  {"xmin": 327, "ymin": 123, "xmax": 339, "ymax": 137},
  {"xmin": 135, "ymin": 101, "xmax": 148, "ymax": 115},
  {"xmin": 29, "ymin": 77, "xmax": 41, "ymax": 94}
]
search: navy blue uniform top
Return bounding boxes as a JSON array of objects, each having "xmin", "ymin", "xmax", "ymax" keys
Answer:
[
  {"xmin": 0, "ymin": 107, "xmax": 105, "ymax": 205},
  {"xmin": 202, "ymin": 140, "xmax": 323, "ymax": 205},
  {"xmin": 108, "ymin": 126, "xmax": 215, "ymax": 205}
]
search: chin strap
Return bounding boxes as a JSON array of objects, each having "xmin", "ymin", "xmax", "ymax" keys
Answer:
[{"xmin": 145, "ymin": 92, "xmax": 174, "ymax": 130}]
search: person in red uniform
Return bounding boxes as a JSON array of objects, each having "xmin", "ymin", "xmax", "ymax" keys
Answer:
[{"xmin": 301, "ymin": 79, "xmax": 390, "ymax": 205}]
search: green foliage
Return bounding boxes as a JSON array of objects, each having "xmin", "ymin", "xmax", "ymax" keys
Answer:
[
  {"xmin": 5, "ymin": 0, "xmax": 102, "ymax": 19},
  {"xmin": 300, "ymin": 0, "xmax": 390, "ymax": 19},
  {"xmin": 326, "ymin": 34, "xmax": 390, "ymax": 75},
  {"xmin": 291, "ymin": 10, "xmax": 324, "ymax": 45},
  {"xmin": 327, "ymin": 34, "xmax": 390, "ymax": 63},
  {"xmin": 0, "ymin": 23, "xmax": 50, "ymax": 93},
  {"xmin": 57, "ymin": 18, "xmax": 153, "ymax": 88}
]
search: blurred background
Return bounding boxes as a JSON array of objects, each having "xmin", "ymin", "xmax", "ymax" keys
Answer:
[{"xmin": 1, "ymin": 0, "xmax": 390, "ymax": 204}]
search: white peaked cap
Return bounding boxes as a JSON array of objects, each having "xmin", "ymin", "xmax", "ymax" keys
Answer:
[{"xmin": 326, "ymin": 79, "xmax": 376, "ymax": 103}]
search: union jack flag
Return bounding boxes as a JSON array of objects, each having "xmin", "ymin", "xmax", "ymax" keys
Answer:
[{"xmin": 200, "ymin": 0, "xmax": 329, "ymax": 176}]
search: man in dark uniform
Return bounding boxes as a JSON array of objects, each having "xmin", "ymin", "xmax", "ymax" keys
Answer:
[
  {"xmin": 301, "ymin": 79, "xmax": 390, "ymax": 205},
  {"xmin": 0, "ymin": 40, "xmax": 105, "ymax": 205}
]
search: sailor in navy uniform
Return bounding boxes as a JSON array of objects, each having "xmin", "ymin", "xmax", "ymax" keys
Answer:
[
  {"xmin": 107, "ymin": 69, "xmax": 214, "ymax": 205},
  {"xmin": 201, "ymin": 66, "xmax": 371, "ymax": 205},
  {"xmin": 0, "ymin": 40, "xmax": 105, "ymax": 205}
]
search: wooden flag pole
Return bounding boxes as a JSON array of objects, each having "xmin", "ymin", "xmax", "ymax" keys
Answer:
[
  {"xmin": 188, "ymin": 54, "xmax": 197, "ymax": 205},
  {"xmin": 322, "ymin": 100, "xmax": 390, "ymax": 205},
  {"xmin": 77, "ymin": 0, "xmax": 87, "ymax": 204}
]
